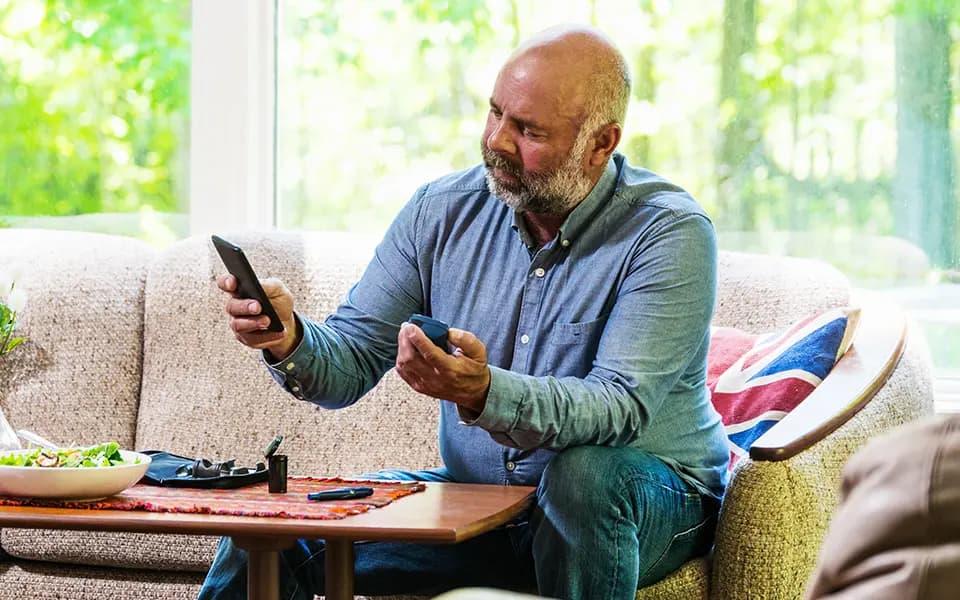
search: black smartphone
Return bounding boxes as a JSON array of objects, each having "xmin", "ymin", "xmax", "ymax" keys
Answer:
[
  {"xmin": 409, "ymin": 313, "xmax": 450, "ymax": 353},
  {"xmin": 211, "ymin": 235, "xmax": 284, "ymax": 333}
]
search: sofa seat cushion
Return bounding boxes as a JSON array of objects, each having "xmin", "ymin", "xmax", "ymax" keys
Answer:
[
  {"xmin": 1, "ymin": 529, "xmax": 217, "ymax": 573},
  {"xmin": 0, "ymin": 560, "xmax": 203, "ymax": 600},
  {"xmin": 635, "ymin": 558, "xmax": 708, "ymax": 599}
]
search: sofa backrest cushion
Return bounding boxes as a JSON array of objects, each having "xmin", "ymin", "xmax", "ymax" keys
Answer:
[
  {"xmin": 135, "ymin": 233, "xmax": 852, "ymax": 479},
  {"xmin": 0, "ymin": 230, "xmax": 153, "ymax": 449},
  {"xmin": 714, "ymin": 250, "xmax": 850, "ymax": 332},
  {"xmin": 135, "ymin": 231, "xmax": 442, "ymax": 476}
]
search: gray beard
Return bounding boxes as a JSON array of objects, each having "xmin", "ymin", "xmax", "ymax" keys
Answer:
[{"xmin": 482, "ymin": 144, "xmax": 595, "ymax": 216}]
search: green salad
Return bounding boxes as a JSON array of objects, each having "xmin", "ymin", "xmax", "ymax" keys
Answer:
[{"xmin": 0, "ymin": 442, "xmax": 138, "ymax": 468}]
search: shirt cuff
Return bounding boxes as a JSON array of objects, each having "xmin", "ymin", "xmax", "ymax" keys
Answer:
[
  {"xmin": 262, "ymin": 313, "xmax": 312, "ymax": 400},
  {"xmin": 457, "ymin": 366, "xmax": 523, "ymax": 432}
]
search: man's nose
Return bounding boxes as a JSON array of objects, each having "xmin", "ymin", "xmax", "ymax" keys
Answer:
[{"xmin": 485, "ymin": 121, "xmax": 516, "ymax": 156}]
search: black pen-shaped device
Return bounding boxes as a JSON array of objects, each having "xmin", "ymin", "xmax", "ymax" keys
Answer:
[
  {"xmin": 264, "ymin": 435, "xmax": 283, "ymax": 458},
  {"xmin": 306, "ymin": 486, "xmax": 374, "ymax": 501}
]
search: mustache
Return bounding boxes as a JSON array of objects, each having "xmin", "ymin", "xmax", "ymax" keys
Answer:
[{"xmin": 481, "ymin": 146, "xmax": 522, "ymax": 178}]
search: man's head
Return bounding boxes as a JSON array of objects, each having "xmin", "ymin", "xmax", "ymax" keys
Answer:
[{"xmin": 482, "ymin": 25, "xmax": 631, "ymax": 215}]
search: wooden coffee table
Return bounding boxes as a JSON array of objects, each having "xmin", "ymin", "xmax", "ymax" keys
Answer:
[{"xmin": 0, "ymin": 482, "xmax": 535, "ymax": 600}]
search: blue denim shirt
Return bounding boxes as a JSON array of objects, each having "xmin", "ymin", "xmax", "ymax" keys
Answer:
[{"xmin": 267, "ymin": 153, "xmax": 729, "ymax": 498}]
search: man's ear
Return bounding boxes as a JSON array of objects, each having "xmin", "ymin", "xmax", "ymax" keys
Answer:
[{"xmin": 588, "ymin": 123, "xmax": 622, "ymax": 167}]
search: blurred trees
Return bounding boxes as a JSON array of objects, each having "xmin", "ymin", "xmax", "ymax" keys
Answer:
[
  {"xmin": 0, "ymin": 0, "xmax": 189, "ymax": 239},
  {"xmin": 1, "ymin": 0, "xmax": 957, "ymax": 275},
  {"xmin": 277, "ymin": 0, "xmax": 958, "ymax": 275}
]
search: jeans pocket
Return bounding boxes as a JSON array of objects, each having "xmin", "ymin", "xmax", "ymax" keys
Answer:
[{"xmin": 638, "ymin": 513, "xmax": 715, "ymax": 589}]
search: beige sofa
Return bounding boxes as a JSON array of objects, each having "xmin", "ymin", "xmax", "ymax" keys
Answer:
[{"xmin": 0, "ymin": 229, "xmax": 934, "ymax": 599}]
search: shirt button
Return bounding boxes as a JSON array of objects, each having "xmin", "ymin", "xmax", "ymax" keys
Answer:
[
  {"xmin": 285, "ymin": 362, "xmax": 296, "ymax": 371},
  {"xmin": 534, "ymin": 268, "xmax": 546, "ymax": 278},
  {"xmin": 561, "ymin": 239, "xmax": 570, "ymax": 247},
  {"xmin": 291, "ymin": 386, "xmax": 300, "ymax": 392},
  {"xmin": 505, "ymin": 461, "xmax": 516, "ymax": 472},
  {"xmin": 520, "ymin": 334, "xmax": 530, "ymax": 344}
]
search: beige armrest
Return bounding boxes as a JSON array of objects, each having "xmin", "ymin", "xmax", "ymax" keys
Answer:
[{"xmin": 748, "ymin": 303, "xmax": 908, "ymax": 461}]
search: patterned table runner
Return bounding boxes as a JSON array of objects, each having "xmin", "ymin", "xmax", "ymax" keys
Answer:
[{"xmin": 0, "ymin": 477, "xmax": 426, "ymax": 520}]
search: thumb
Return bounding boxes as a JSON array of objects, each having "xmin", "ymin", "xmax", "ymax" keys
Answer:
[{"xmin": 447, "ymin": 328, "xmax": 486, "ymax": 361}]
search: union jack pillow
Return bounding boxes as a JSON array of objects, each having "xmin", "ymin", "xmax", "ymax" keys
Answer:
[{"xmin": 707, "ymin": 306, "xmax": 861, "ymax": 468}]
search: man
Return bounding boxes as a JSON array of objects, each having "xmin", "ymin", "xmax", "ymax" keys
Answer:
[{"xmin": 199, "ymin": 25, "xmax": 729, "ymax": 600}]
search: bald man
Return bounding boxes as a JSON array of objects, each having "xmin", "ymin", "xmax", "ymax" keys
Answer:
[{"xmin": 199, "ymin": 26, "xmax": 728, "ymax": 600}]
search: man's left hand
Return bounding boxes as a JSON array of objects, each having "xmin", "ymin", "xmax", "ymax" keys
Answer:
[{"xmin": 395, "ymin": 322, "xmax": 490, "ymax": 414}]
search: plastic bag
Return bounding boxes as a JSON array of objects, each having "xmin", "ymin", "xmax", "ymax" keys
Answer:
[{"xmin": 0, "ymin": 409, "xmax": 21, "ymax": 451}]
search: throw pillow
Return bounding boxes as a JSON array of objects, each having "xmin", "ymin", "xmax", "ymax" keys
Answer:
[{"xmin": 708, "ymin": 306, "xmax": 860, "ymax": 467}]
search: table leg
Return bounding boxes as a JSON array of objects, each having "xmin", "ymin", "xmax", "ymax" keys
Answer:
[
  {"xmin": 232, "ymin": 536, "xmax": 296, "ymax": 600},
  {"xmin": 324, "ymin": 538, "xmax": 356, "ymax": 600}
]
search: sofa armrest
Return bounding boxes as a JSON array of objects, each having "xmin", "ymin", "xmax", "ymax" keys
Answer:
[
  {"xmin": 749, "ymin": 303, "xmax": 908, "ymax": 461},
  {"xmin": 710, "ymin": 324, "xmax": 935, "ymax": 600}
]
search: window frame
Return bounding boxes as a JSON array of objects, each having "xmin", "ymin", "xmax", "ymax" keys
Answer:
[{"xmin": 189, "ymin": 0, "xmax": 277, "ymax": 236}]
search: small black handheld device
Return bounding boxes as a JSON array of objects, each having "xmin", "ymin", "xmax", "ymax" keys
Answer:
[
  {"xmin": 211, "ymin": 235, "xmax": 284, "ymax": 333},
  {"xmin": 409, "ymin": 313, "xmax": 450, "ymax": 353},
  {"xmin": 307, "ymin": 486, "xmax": 374, "ymax": 501}
]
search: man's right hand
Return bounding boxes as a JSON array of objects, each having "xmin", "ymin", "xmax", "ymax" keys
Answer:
[{"xmin": 216, "ymin": 274, "xmax": 301, "ymax": 361}]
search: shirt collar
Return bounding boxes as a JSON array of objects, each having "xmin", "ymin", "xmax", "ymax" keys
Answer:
[
  {"xmin": 511, "ymin": 157, "xmax": 620, "ymax": 250},
  {"xmin": 555, "ymin": 157, "xmax": 619, "ymax": 248}
]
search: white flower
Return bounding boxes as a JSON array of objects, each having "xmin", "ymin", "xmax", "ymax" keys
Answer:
[{"xmin": 6, "ymin": 287, "xmax": 27, "ymax": 313}]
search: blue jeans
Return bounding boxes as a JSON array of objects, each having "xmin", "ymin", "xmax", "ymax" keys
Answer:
[{"xmin": 196, "ymin": 446, "xmax": 718, "ymax": 600}]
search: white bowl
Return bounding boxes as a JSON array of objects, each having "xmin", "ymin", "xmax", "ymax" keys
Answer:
[{"xmin": 0, "ymin": 450, "xmax": 151, "ymax": 501}]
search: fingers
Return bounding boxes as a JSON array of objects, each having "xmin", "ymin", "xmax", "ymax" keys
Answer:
[
  {"xmin": 447, "ymin": 328, "xmax": 485, "ymax": 361},
  {"xmin": 217, "ymin": 274, "xmax": 298, "ymax": 356},
  {"xmin": 230, "ymin": 314, "xmax": 274, "ymax": 334},
  {"xmin": 225, "ymin": 297, "xmax": 263, "ymax": 316},
  {"xmin": 395, "ymin": 323, "xmax": 445, "ymax": 390},
  {"xmin": 396, "ymin": 324, "xmax": 440, "ymax": 372},
  {"xmin": 224, "ymin": 297, "xmax": 270, "ymax": 337},
  {"xmin": 399, "ymin": 322, "xmax": 447, "ymax": 364},
  {"xmin": 395, "ymin": 322, "xmax": 490, "ymax": 408},
  {"xmin": 216, "ymin": 274, "xmax": 237, "ymax": 293}
]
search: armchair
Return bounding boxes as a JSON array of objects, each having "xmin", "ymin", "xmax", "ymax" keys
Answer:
[{"xmin": 636, "ymin": 255, "xmax": 934, "ymax": 599}]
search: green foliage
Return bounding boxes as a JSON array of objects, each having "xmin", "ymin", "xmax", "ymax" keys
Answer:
[
  {"xmin": 894, "ymin": 0, "xmax": 960, "ymax": 18},
  {"xmin": 1, "ymin": 0, "xmax": 957, "ymax": 274},
  {"xmin": 0, "ymin": 0, "xmax": 189, "ymax": 228},
  {"xmin": 273, "ymin": 0, "xmax": 958, "ymax": 275},
  {"xmin": 0, "ymin": 301, "xmax": 25, "ymax": 356}
]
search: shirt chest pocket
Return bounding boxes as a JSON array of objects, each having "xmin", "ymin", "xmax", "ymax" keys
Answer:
[{"xmin": 549, "ymin": 316, "xmax": 608, "ymax": 347}]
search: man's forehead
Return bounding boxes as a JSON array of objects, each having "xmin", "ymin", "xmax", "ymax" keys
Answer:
[{"xmin": 493, "ymin": 53, "xmax": 586, "ymax": 125}]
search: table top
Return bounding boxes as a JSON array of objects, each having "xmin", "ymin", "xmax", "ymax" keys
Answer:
[{"xmin": 0, "ymin": 482, "xmax": 535, "ymax": 544}]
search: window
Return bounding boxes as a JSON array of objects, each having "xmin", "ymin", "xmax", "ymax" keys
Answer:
[
  {"xmin": 0, "ymin": 0, "xmax": 190, "ymax": 247},
  {"xmin": 4, "ymin": 2, "xmax": 957, "ymax": 407},
  {"xmin": 276, "ymin": 1, "xmax": 959, "ymax": 407}
]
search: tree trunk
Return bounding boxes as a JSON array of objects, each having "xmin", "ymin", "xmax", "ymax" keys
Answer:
[{"xmin": 894, "ymin": 8, "xmax": 956, "ymax": 269}]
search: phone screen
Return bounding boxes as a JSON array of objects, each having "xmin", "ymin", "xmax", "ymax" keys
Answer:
[{"xmin": 211, "ymin": 235, "xmax": 284, "ymax": 333}]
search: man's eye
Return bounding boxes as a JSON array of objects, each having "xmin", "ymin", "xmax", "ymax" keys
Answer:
[{"xmin": 523, "ymin": 129, "xmax": 544, "ymax": 139}]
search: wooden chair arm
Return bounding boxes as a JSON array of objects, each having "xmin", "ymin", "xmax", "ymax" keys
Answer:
[{"xmin": 748, "ymin": 303, "xmax": 908, "ymax": 461}]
